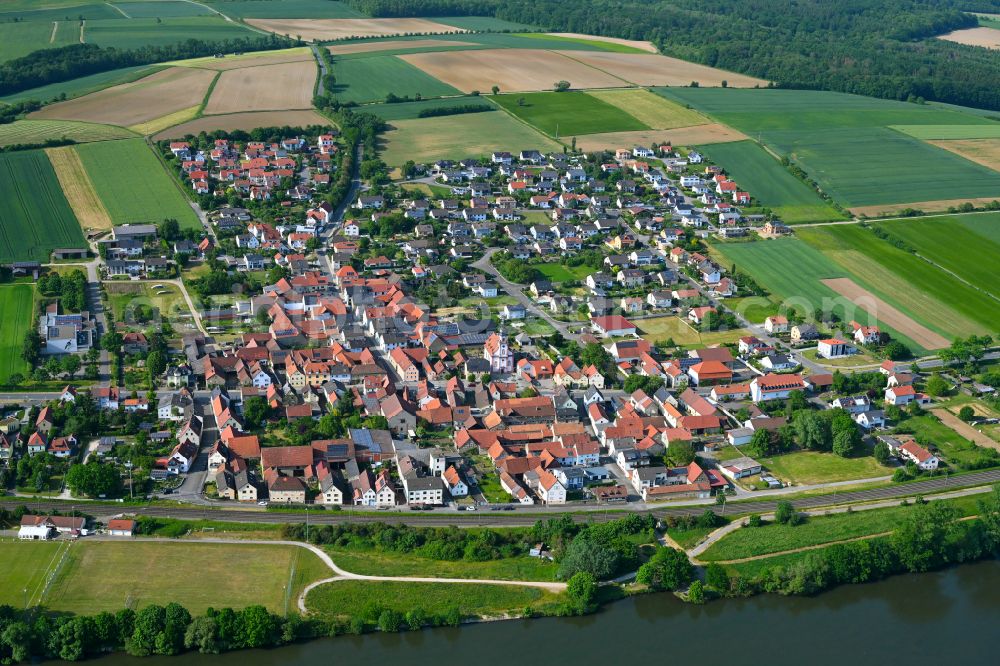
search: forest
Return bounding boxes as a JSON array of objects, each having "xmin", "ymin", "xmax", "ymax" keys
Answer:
[{"xmin": 346, "ymin": 0, "xmax": 1000, "ymax": 111}]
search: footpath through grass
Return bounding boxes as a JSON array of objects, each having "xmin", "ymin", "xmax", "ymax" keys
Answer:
[{"xmin": 700, "ymin": 494, "xmax": 981, "ymax": 562}]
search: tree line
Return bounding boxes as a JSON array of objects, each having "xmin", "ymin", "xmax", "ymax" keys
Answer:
[{"xmin": 346, "ymin": 0, "xmax": 1000, "ymax": 111}]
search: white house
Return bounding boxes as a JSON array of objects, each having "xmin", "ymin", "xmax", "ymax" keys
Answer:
[{"xmin": 443, "ymin": 466, "xmax": 468, "ymax": 497}]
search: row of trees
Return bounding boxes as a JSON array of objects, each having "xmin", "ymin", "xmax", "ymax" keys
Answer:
[{"xmin": 346, "ymin": 0, "xmax": 1000, "ymax": 111}]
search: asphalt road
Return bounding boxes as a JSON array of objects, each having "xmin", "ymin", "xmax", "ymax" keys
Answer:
[{"xmin": 5, "ymin": 468, "xmax": 998, "ymax": 527}]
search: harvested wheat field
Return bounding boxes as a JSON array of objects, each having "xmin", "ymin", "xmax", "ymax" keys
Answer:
[
  {"xmin": 170, "ymin": 47, "xmax": 315, "ymax": 71},
  {"xmin": 247, "ymin": 18, "xmax": 465, "ymax": 42},
  {"xmin": 400, "ymin": 49, "xmax": 628, "ymax": 93},
  {"xmin": 849, "ymin": 197, "xmax": 1000, "ymax": 217},
  {"xmin": 205, "ymin": 61, "xmax": 317, "ymax": 114},
  {"xmin": 546, "ymin": 33, "xmax": 658, "ymax": 53},
  {"xmin": 557, "ymin": 51, "xmax": 768, "ymax": 88},
  {"xmin": 938, "ymin": 26, "xmax": 1000, "ymax": 49},
  {"xmin": 31, "ymin": 67, "xmax": 217, "ymax": 127},
  {"xmin": 45, "ymin": 146, "xmax": 112, "ymax": 232},
  {"xmin": 820, "ymin": 278, "xmax": 950, "ymax": 349},
  {"xmin": 572, "ymin": 124, "xmax": 746, "ymax": 151},
  {"xmin": 327, "ymin": 39, "xmax": 469, "ymax": 55},
  {"xmin": 152, "ymin": 110, "xmax": 330, "ymax": 141},
  {"xmin": 928, "ymin": 138, "xmax": 1000, "ymax": 173}
]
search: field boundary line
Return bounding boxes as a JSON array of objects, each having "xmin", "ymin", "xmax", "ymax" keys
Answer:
[
  {"xmin": 553, "ymin": 49, "xmax": 636, "ymax": 88},
  {"xmin": 197, "ymin": 71, "xmax": 222, "ymax": 117},
  {"xmin": 488, "ymin": 96, "xmax": 568, "ymax": 148},
  {"xmin": 105, "ymin": 2, "xmax": 130, "ymax": 18}
]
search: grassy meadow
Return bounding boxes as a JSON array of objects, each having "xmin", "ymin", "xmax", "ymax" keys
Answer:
[
  {"xmin": 75, "ymin": 138, "xmax": 201, "ymax": 230},
  {"xmin": 330, "ymin": 54, "xmax": 462, "ymax": 104},
  {"xmin": 0, "ymin": 150, "xmax": 85, "ymax": 263},
  {"xmin": 365, "ymin": 96, "xmax": 497, "ymax": 121},
  {"xmin": 758, "ymin": 451, "xmax": 887, "ymax": 486},
  {"xmin": 0, "ymin": 119, "xmax": 135, "ymax": 146}
]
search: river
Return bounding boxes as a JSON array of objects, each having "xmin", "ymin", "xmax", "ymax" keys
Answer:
[{"xmin": 100, "ymin": 561, "xmax": 1000, "ymax": 666}]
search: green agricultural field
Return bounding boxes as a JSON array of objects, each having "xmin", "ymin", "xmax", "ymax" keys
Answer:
[
  {"xmin": 891, "ymin": 124, "xmax": 1000, "ymax": 140},
  {"xmin": 535, "ymin": 263, "xmax": 593, "ymax": 282},
  {"xmin": 0, "ymin": 540, "xmax": 67, "ymax": 607},
  {"xmin": 307, "ymin": 580, "xmax": 559, "ymax": 619},
  {"xmin": 381, "ymin": 112, "xmax": 562, "ymax": 166},
  {"xmin": 701, "ymin": 495, "xmax": 978, "ymax": 562},
  {"xmin": 0, "ymin": 20, "xmax": 79, "ymax": 63},
  {"xmin": 795, "ymin": 225, "xmax": 1000, "ymax": 336},
  {"xmin": 330, "ymin": 54, "xmax": 461, "ymax": 104},
  {"xmin": 586, "ymin": 88, "xmax": 707, "ymax": 129},
  {"xmin": 0, "ymin": 65, "xmax": 162, "ymax": 104},
  {"xmin": 0, "ymin": 119, "xmax": 136, "ymax": 146},
  {"xmin": 694, "ymin": 140, "xmax": 846, "ymax": 223},
  {"xmin": 758, "ymin": 450, "xmax": 887, "ymax": 486},
  {"xmin": 959, "ymin": 213, "xmax": 1000, "ymax": 245},
  {"xmin": 874, "ymin": 214, "xmax": 1000, "ymax": 300},
  {"xmin": 492, "ymin": 91, "xmax": 648, "ymax": 137},
  {"xmin": 0, "ymin": 150, "xmax": 85, "ymax": 263},
  {"xmin": 762, "ymin": 127, "xmax": 1000, "ymax": 208},
  {"xmin": 0, "ymin": 3, "xmax": 118, "ymax": 23},
  {"xmin": 449, "ymin": 31, "xmax": 638, "ymax": 51},
  {"xmin": 325, "ymin": 547, "xmax": 559, "ymax": 581},
  {"xmin": 111, "ymin": 1, "xmax": 213, "ymax": 18},
  {"xmin": 84, "ymin": 16, "xmax": 257, "ymax": 50},
  {"xmin": 364, "ymin": 96, "xmax": 497, "ymax": 121},
  {"xmin": 434, "ymin": 17, "xmax": 538, "ymax": 31},
  {"xmin": 511, "ymin": 32, "xmax": 647, "ymax": 52},
  {"xmin": 203, "ymin": 0, "xmax": 363, "ymax": 19},
  {"xmin": 0, "ymin": 283, "xmax": 35, "ymax": 384},
  {"xmin": 42, "ymin": 541, "xmax": 329, "ymax": 614},
  {"xmin": 75, "ymin": 138, "xmax": 200, "ymax": 230}
]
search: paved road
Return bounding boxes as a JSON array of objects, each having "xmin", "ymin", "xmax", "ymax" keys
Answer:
[
  {"xmin": 472, "ymin": 247, "xmax": 581, "ymax": 340},
  {"xmin": 5, "ymin": 467, "xmax": 999, "ymax": 526}
]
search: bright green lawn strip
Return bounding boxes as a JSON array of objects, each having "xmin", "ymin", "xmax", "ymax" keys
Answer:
[
  {"xmin": 363, "ymin": 96, "xmax": 496, "ymax": 121},
  {"xmin": 723, "ymin": 296, "xmax": 782, "ymax": 324},
  {"xmin": 0, "ymin": 65, "xmax": 162, "ymax": 104},
  {"xmin": 332, "ymin": 44, "xmax": 488, "ymax": 60},
  {"xmin": 668, "ymin": 522, "xmax": 729, "ymax": 550},
  {"xmin": 0, "ymin": 150, "xmax": 85, "ymax": 263},
  {"xmin": 435, "ymin": 17, "xmax": 538, "ymax": 31},
  {"xmin": 701, "ymin": 495, "xmax": 980, "ymax": 562},
  {"xmin": 0, "ymin": 283, "xmax": 35, "ymax": 383},
  {"xmin": 325, "ymin": 547, "xmax": 559, "ymax": 581},
  {"xmin": 492, "ymin": 91, "xmax": 648, "ymax": 137},
  {"xmin": 330, "ymin": 54, "xmax": 461, "ymax": 104},
  {"xmin": 694, "ymin": 140, "xmax": 846, "ymax": 223},
  {"xmin": 511, "ymin": 32, "xmax": 648, "ymax": 53},
  {"xmin": 75, "ymin": 138, "xmax": 200, "ymax": 230},
  {"xmin": 307, "ymin": 580, "xmax": 557, "ymax": 619},
  {"xmin": 874, "ymin": 214, "xmax": 1000, "ymax": 300},
  {"xmin": 795, "ymin": 225, "xmax": 1000, "ymax": 335},
  {"xmin": 84, "ymin": 16, "xmax": 256, "ymax": 50},
  {"xmin": 758, "ymin": 451, "xmax": 888, "ymax": 486},
  {"xmin": 891, "ymin": 124, "xmax": 1000, "ymax": 140}
]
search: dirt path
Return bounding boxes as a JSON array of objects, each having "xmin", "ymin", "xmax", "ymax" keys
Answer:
[
  {"xmin": 932, "ymin": 408, "xmax": 1000, "ymax": 451},
  {"xmin": 79, "ymin": 20, "xmax": 85, "ymax": 43},
  {"xmin": 105, "ymin": 2, "xmax": 130, "ymax": 18},
  {"xmin": 50, "ymin": 21, "xmax": 58, "ymax": 43}
]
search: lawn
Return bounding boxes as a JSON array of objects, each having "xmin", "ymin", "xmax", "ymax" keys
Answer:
[
  {"xmin": 75, "ymin": 138, "xmax": 201, "ymax": 230},
  {"xmin": 84, "ymin": 16, "xmax": 258, "ymax": 50},
  {"xmin": 0, "ymin": 150, "xmax": 85, "ymax": 263},
  {"xmin": 0, "ymin": 540, "xmax": 68, "ymax": 608},
  {"xmin": 306, "ymin": 580, "xmax": 559, "ymax": 619},
  {"xmin": 656, "ymin": 87, "xmax": 1000, "ymax": 209},
  {"xmin": 0, "ymin": 283, "xmax": 34, "ymax": 384},
  {"xmin": 0, "ymin": 65, "xmax": 163, "ymax": 105},
  {"xmin": 694, "ymin": 140, "xmax": 847, "ymax": 223},
  {"xmin": 325, "ymin": 547, "xmax": 559, "ymax": 581},
  {"xmin": 873, "ymin": 214, "xmax": 1000, "ymax": 301},
  {"xmin": 535, "ymin": 263, "xmax": 593, "ymax": 282},
  {"xmin": 364, "ymin": 96, "xmax": 497, "ymax": 121},
  {"xmin": 758, "ymin": 450, "xmax": 888, "ymax": 486},
  {"xmin": 700, "ymin": 494, "xmax": 979, "ymax": 562},
  {"xmin": 894, "ymin": 414, "xmax": 988, "ymax": 468},
  {"xmin": 636, "ymin": 315, "xmax": 702, "ymax": 345},
  {"xmin": 0, "ymin": 119, "xmax": 135, "ymax": 146},
  {"xmin": 492, "ymin": 91, "xmax": 648, "ymax": 137},
  {"xmin": 44, "ymin": 541, "xmax": 329, "ymax": 614},
  {"xmin": 330, "ymin": 54, "xmax": 461, "ymax": 104},
  {"xmin": 723, "ymin": 296, "xmax": 782, "ymax": 324},
  {"xmin": 667, "ymin": 519, "xmax": 730, "ymax": 550},
  {"xmin": 381, "ymin": 112, "xmax": 561, "ymax": 166},
  {"xmin": 105, "ymin": 282, "xmax": 192, "ymax": 328},
  {"xmin": 586, "ymin": 88, "xmax": 707, "ymax": 130},
  {"xmin": 795, "ymin": 225, "xmax": 1000, "ymax": 337}
]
